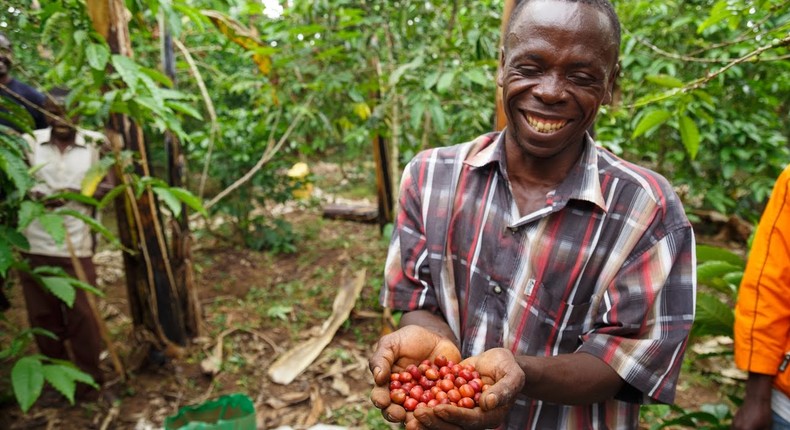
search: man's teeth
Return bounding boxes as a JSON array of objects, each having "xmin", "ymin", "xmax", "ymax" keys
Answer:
[{"xmin": 527, "ymin": 116, "xmax": 567, "ymax": 133}]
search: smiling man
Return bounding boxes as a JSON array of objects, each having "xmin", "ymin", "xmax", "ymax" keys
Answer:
[{"xmin": 369, "ymin": 0, "xmax": 696, "ymax": 429}]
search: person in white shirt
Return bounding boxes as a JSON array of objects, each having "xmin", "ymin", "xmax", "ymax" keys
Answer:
[{"xmin": 19, "ymin": 89, "xmax": 113, "ymax": 402}]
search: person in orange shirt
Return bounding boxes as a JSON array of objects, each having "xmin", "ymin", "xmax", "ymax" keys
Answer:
[{"xmin": 734, "ymin": 165, "xmax": 790, "ymax": 430}]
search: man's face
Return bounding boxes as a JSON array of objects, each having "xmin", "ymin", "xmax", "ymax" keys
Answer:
[
  {"xmin": 45, "ymin": 101, "xmax": 78, "ymax": 140},
  {"xmin": 497, "ymin": 0, "xmax": 619, "ymax": 159},
  {"xmin": 0, "ymin": 35, "xmax": 12, "ymax": 77}
]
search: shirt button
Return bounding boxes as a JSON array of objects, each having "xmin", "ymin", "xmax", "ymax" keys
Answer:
[{"xmin": 493, "ymin": 285, "xmax": 502, "ymax": 294}]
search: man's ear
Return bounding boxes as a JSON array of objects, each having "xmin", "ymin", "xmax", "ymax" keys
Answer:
[
  {"xmin": 603, "ymin": 62, "xmax": 620, "ymax": 105},
  {"xmin": 496, "ymin": 47, "xmax": 506, "ymax": 88}
]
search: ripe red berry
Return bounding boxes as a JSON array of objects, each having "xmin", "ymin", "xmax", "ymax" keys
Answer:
[
  {"xmin": 447, "ymin": 389, "xmax": 462, "ymax": 403},
  {"xmin": 425, "ymin": 368, "xmax": 440, "ymax": 380},
  {"xmin": 458, "ymin": 368, "xmax": 474, "ymax": 381},
  {"xmin": 459, "ymin": 397, "xmax": 475, "ymax": 409},
  {"xmin": 390, "ymin": 389, "xmax": 407, "ymax": 405},
  {"xmin": 388, "ymin": 357, "xmax": 482, "ymax": 410},
  {"xmin": 438, "ymin": 378, "xmax": 455, "ymax": 392},
  {"xmin": 459, "ymin": 384, "xmax": 475, "ymax": 398}
]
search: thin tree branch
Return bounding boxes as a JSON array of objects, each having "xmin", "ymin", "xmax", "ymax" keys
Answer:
[
  {"xmin": 624, "ymin": 24, "xmax": 789, "ymax": 64},
  {"xmin": 627, "ymin": 34, "xmax": 790, "ymax": 109},
  {"xmin": 172, "ymin": 38, "xmax": 219, "ymax": 201},
  {"xmin": 197, "ymin": 95, "xmax": 314, "ymax": 214}
]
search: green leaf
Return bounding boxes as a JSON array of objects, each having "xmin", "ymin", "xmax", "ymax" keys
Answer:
[
  {"xmin": 696, "ymin": 245, "xmax": 744, "ymax": 265},
  {"xmin": 463, "ymin": 69, "xmax": 489, "ymax": 87},
  {"xmin": 678, "ymin": 114, "xmax": 701, "ymax": 159},
  {"xmin": 0, "ymin": 239, "xmax": 11, "ymax": 276},
  {"xmin": 632, "ymin": 109, "xmax": 671, "ymax": 138},
  {"xmin": 0, "ymin": 97, "xmax": 35, "ymax": 134},
  {"xmin": 697, "ymin": 260, "xmax": 742, "ymax": 283},
  {"xmin": 55, "ymin": 208, "xmax": 119, "ymax": 247},
  {"xmin": 436, "ymin": 71, "xmax": 456, "ymax": 94},
  {"xmin": 389, "ymin": 56, "xmax": 424, "ymax": 87},
  {"xmin": 111, "ymin": 55, "xmax": 140, "ymax": 92},
  {"xmin": 645, "ymin": 74, "xmax": 684, "ymax": 88},
  {"xmin": 46, "ymin": 361, "xmax": 97, "ymax": 386},
  {"xmin": 0, "ymin": 129, "xmax": 31, "ymax": 158},
  {"xmin": 36, "ymin": 213, "xmax": 66, "ymax": 245},
  {"xmin": 410, "ymin": 102, "xmax": 426, "ymax": 130},
  {"xmin": 98, "ymin": 184, "xmax": 127, "ymax": 209},
  {"xmin": 153, "ymin": 187, "xmax": 182, "ymax": 217},
  {"xmin": 165, "ymin": 101, "xmax": 203, "ymax": 120},
  {"xmin": 1, "ymin": 225, "xmax": 29, "ymax": 249},
  {"xmin": 266, "ymin": 304, "xmax": 292, "ymax": 320},
  {"xmin": 48, "ymin": 192, "xmax": 99, "ymax": 207},
  {"xmin": 67, "ymin": 278, "xmax": 104, "ymax": 297},
  {"xmin": 85, "ymin": 43, "xmax": 110, "ymax": 71},
  {"xmin": 692, "ymin": 292, "xmax": 734, "ymax": 339},
  {"xmin": 12, "ymin": 356, "xmax": 44, "ymax": 413},
  {"xmin": 697, "ymin": 0, "xmax": 731, "ymax": 34},
  {"xmin": 168, "ymin": 187, "xmax": 207, "ymax": 217},
  {"xmin": 18, "ymin": 201, "xmax": 44, "ymax": 230},
  {"xmin": 423, "ymin": 71, "xmax": 440, "ymax": 90},
  {"xmin": 42, "ymin": 365, "xmax": 76, "ymax": 404},
  {"xmin": 39, "ymin": 276, "xmax": 76, "ymax": 307},
  {"xmin": 0, "ymin": 147, "xmax": 34, "ymax": 194},
  {"xmin": 141, "ymin": 67, "xmax": 174, "ymax": 88}
]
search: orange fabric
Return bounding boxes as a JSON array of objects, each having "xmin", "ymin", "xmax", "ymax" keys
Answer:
[{"xmin": 734, "ymin": 164, "xmax": 790, "ymax": 397}]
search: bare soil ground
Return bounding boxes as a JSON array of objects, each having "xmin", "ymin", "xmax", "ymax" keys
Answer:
[
  {"xmin": 0, "ymin": 198, "xmax": 740, "ymax": 429},
  {"xmin": 1, "ymin": 207, "xmax": 394, "ymax": 429}
]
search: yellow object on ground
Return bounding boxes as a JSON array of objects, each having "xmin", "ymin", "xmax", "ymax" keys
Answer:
[{"xmin": 287, "ymin": 162, "xmax": 313, "ymax": 199}]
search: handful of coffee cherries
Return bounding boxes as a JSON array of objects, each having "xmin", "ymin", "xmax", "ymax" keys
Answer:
[{"xmin": 388, "ymin": 355, "xmax": 489, "ymax": 412}]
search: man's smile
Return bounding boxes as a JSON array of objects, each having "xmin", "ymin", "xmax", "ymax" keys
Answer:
[{"xmin": 526, "ymin": 114, "xmax": 569, "ymax": 134}]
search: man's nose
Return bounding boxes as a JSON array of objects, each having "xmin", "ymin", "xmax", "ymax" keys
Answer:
[{"xmin": 532, "ymin": 75, "xmax": 566, "ymax": 104}]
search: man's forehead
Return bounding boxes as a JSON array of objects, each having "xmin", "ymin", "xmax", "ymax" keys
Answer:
[{"xmin": 510, "ymin": 1, "xmax": 612, "ymax": 34}]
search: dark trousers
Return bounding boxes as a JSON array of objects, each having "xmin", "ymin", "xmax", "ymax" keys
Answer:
[{"xmin": 18, "ymin": 254, "xmax": 104, "ymax": 387}]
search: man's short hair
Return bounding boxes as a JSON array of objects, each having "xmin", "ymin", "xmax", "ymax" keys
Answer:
[{"xmin": 507, "ymin": 0, "xmax": 621, "ymax": 53}]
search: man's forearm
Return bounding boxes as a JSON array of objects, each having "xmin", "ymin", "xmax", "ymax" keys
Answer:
[
  {"xmin": 516, "ymin": 352, "xmax": 624, "ymax": 405},
  {"xmin": 399, "ymin": 310, "xmax": 459, "ymax": 347},
  {"xmin": 745, "ymin": 372, "xmax": 774, "ymax": 401}
]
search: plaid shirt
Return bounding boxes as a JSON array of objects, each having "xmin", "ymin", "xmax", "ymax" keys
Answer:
[{"xmin": 382, "ymin": 132, "xmax": 696, "ymax": 429}]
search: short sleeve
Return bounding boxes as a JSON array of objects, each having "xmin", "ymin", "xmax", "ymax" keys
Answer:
[
  {"xmin": 380, "ymin": 157, "xmax": 440, "ymax": 313},
  {"xmin": 577, "ymin": 225, "xmax": 696, "ymax": 404}
]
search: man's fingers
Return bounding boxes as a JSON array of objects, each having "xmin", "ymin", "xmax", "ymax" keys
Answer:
[
  {"xmin": 368, "ymin": 334, "xmax": 398, "ymax": 385},
  {"xmin": 412, "ymin": 407, "xmax": 464, "ymax": 430},
  {"xmin": 480, "ymin": 361, "xmax": 525, "ymax": 412},
  {"xmin": 370, "ymin": 386, "xmax": 392, "ymax": 410}
]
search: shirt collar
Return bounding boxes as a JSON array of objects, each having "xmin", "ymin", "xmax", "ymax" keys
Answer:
[
  {"xmin": 553, "ymin": 134, "xmax": 607, "ymax": 211},
  {"xmin": 466, "ymin": 130, "xmax": 607, "ymax": 212}
]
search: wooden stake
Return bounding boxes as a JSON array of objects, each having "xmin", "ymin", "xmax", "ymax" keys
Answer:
[{"xmin": 64, "ymin": 230, "xmax": 126, "ymax": 381}]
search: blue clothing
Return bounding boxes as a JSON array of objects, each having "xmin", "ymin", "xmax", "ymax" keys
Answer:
[{"xmin": 0, "ymin": 77, "xmax": 47, "ymax": 131}]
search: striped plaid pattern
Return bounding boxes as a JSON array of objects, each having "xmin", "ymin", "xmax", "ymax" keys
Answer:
[{"xmin": 382, "ymin": 132, "xmax": 696, "ymax": 429}]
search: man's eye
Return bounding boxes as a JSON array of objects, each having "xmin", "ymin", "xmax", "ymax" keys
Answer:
[
  {"xmin": 569, "ymin": 73, "xmax": 596, "ymax": 83},
  {"xmin": 518, "ymin": 67, "xmax": 541, "ymax": 76}
]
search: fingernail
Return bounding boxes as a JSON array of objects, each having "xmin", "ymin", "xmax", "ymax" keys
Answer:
[{"xmin": 373, "ymin": 366, "xmax": 381, "ymax": 378}]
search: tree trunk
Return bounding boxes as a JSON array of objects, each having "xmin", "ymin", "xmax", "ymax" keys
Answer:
[
  {"xmin": 495, "ymin": 0, "xmax": 518, "ymax": 131},
  {"xmin": 86, "ymin": 0, "xmax": 199, "ymax": 354}
]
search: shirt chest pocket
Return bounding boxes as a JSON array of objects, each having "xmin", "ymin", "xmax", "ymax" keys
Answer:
[{"xmin": 524, "ymin": 283, "xmax": 593, "ymax": 354}]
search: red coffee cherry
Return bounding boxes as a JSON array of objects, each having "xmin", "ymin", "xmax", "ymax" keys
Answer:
[
  {"xmin": 403, "ymin": 397, "xmax": 418, "ymax": 411},
  {"xmin": 390, "ymin": 389, "xmax": 406, "ymax": 405}
]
